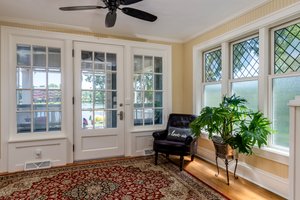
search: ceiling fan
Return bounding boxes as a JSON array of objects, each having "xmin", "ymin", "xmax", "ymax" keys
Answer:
[{"xmin": 59, "ymin": 0, "xmax": 157, "ymax": 28}]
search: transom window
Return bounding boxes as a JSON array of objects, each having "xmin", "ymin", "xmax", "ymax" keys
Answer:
[
  {"xmin": 16, "ymin": 44, "xmax": 62, "ymax": 133},
  {"xmin": 133, "ymin": 55, "xmax": 163, "ymax": 126},
  {"xmin": 271, "ymin": 21, "xmax": 300, "ymax": 148},
  {"xmin": 203, "ymin": 48, "xmax": 222, "ymax": 107},
  {"xmin": 231, "ymin": 36, "xmax": 259, "ymax": 111}
]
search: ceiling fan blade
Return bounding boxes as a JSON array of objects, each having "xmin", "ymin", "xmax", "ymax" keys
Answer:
[
  {"xmin": 121, "ymin": 7, "xmax": 157, "ymax": 22},
  {"xmin": 120, "ymin": 0, "xmax": 143, "ymax": 5},
  {"xmin": 105, "ymin": 11, "xmax": 117, "ymax": 27},
  {"xmin": 59, "ymin": 6, "xmax": 105, "ymax": 11}
]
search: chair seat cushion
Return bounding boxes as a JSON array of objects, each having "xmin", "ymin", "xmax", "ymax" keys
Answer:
[
  {"xmin": 153, "ymin": 140, "xmax": 189, "ymax": 155},
  {"xmin": 166, "ymin": 127, "xmax": 191, "ymax": 142}
]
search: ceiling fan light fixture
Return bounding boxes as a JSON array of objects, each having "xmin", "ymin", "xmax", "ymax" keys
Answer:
[{"xmin": 105, "ymin": 11, "xmax": 117, "ymax": 28}]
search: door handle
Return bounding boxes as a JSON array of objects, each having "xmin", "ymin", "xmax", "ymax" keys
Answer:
[{"xmin": 118, "ymin": 111, "xmax": 124, "ymax": 120}]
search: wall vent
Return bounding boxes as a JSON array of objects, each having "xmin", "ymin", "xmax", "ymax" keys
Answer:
[
  {"xmin": 24, "ymin": 160, "xmax": 51, "ymax": 171},
  {"xmin": 144, "ymin": 149, "xmax": 154, "ymax": 155}
]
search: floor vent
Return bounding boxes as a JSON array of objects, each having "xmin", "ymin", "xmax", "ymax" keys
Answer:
[
  {"xmin": 24, "ymin": 160, "xmax": 51, "ymax": 171},
  {"xmin": 144, "ymin": 149, "xmax": 154, "ymax": 155}
]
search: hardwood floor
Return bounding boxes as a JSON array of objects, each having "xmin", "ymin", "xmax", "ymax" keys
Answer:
[{"xmin": 175, "ymin": 156, "xmax": 286, "ymax": 200}]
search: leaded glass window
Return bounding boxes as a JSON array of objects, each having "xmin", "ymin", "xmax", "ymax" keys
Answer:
[
  {"xmin": 274, "ymin": 22, "xmax": 300, "ymax": 74},
  {"xmin": 203, "ymin": 48, "xmax": 222, "ymax": 107},
  {"xmin": 133, "ymin": 55, "xmax": 163, "ymax": 126},
  {"xmin": 232, "ymin": 37, "xmax": 259, "ymax": 79},
  {"xmin": 271, "ymin": 22, "xmax": 300, "ymax": 148},
  {"xmin": 16, "ymin": 44, "xmax": 62, "ymax": 133},
  {"xmin": 204, "ymin": 49, "xmax": 222, "ymax": 82}
]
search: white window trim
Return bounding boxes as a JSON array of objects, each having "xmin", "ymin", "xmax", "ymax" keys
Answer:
[{"xmin": 193, "ymin": 2, "xmax": 300, "ymax": 164}]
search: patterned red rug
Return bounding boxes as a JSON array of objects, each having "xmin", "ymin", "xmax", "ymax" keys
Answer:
[{"xmin": 0, "ymin": 156, "xmax": 227, "ymax": 200}]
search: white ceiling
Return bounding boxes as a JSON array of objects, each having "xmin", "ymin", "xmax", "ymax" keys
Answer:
[{"xmin": 0, "ymin": 0, "xmax": 268, "ymax": 42}]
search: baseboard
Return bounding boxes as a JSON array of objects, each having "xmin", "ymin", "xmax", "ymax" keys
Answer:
[{"xmin": 197, "ymin": 147, "xmax": 288, "ymax": 198}]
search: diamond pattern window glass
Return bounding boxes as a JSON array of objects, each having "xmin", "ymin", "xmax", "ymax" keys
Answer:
[
  {"xmin": 232, "ymin": 37, "xmax": 259, "ymax": 79},
  {"xmin": 204, "ymin": 49, "xmax": 222, "ymax": 82},
  {"xmin": 274, "ymin": 23, "xmax": 300, "ymax": 74}
]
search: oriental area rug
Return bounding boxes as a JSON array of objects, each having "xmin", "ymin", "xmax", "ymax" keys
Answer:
[{"xmin": 0, "ymin": 156, "xmax": 227, "ymax": 200}]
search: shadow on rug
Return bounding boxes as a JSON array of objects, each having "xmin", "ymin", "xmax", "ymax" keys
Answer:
[{"xmin": 0, "ymin": 155, "xmax": 228, "ymax": 200}]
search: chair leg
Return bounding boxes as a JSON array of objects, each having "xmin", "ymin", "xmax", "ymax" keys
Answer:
[
  {"xmin": 180, "ymin": 155, "xmax": 184, "ymax": 171},
  {"xmin": 191, "ymin": 154, "xmax": 195, "ymax": 161},
  {"xmin": 155, "ymin": 151, "xmax": 158, "ymax": 165}
]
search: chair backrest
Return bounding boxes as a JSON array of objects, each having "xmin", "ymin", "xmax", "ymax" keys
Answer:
[{"xmin": 167, "ymin": 113, "xmax": 197, "ymax": 130}]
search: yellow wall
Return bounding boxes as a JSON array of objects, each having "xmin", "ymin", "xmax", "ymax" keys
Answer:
[{"xmin": 183, "ymin": 0, "xmax": 299, "ymax": 179}]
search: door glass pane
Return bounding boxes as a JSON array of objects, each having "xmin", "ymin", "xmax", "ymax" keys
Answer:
[
  {"xmin": 95, "ymin": 52, "xmax": 105, "ymax": 71},
  {"xmin": 204, "ymin": 84, "xmax": 221, "ymax": 107},
  {"xmin": 82, "ymin": 111, "xmax": 93, "ymax": 129},
  {"xmin": 33, "ymin": 112, "xmax": 46, "ymax": 132},
  {"xmin": 82, "ymin": 91, "xmax": 93, "ymax": 110},
  {"xmin": 17, "ymin": 112, "xmax": 31, "ymax": 133},
  {"xmin": 107, "ymin": 53, "xmax": 117, "ymax": 71},
  {"xmin": 95, "ymin": 91, "xmax": 105, "ymax": 109},
  {"xmin": 33, "ymin": 90, "xmax": 47, "ymax": 110},
  {"xmin": 106, "ymin": 91, "xmax": 117, "ymax": 109},
  {"xmin": 33, "ymin": 68, "xmax": 46, "ymax": 89},
  {"xmin": 154, "ymin": 57, "xmax": 162, "ymax": 73},
  {"xmin": 81, "ymin": 51, "xmax": 93, "ymax": 70},
  {"xmin": 106, "ymin": 110, "xmax": 117, "ymax": 128},
  {"xmin": 48, "ymin": 111, "xmax": 61, "ymax": 131},
  {"xmin": 17, "ymin": 45, "xmax": 31, "ymax": 66},
  {"xmin": 17, "ymin": 90, "xmax": 31, "ymax": 111},
  {"xmin": 48, "ymin": 68, "xmax": 61, "ymax": 89},
  {"xmin": 232, "ymin": 80, "xmax": 258, "ymax": 111},
  {"xmin": 95, "ymin": 72, "xmax": 106, "ymax": 90},
  {"xmin": 16, "ymin": 68, "xmax": 31, "ymax": 89},
  {"xmin": 273, "ymin": 76, "xmax": 300, "ymax": 148},
  {"xmin": 95, "ymin": 111, "xmax": 105, "ymax": 129},
  {"xmin": 33, "ymin": 46, "xmax": 46, "ymax": 67},
  {"xmin": 134, "ymin": 55, "xmax": 143, "ymax": 73},
  {"xmin": 106, "ymin": 72, "xmax": 116, "ymax": 90},
  {"xmin": 144, "ymin": 56, "xmax": 153, "ymax": 73},
  {"xmin": 48, "ymin": 48, "xmax": 61, "ymax": 68},
  {"xmin": 81, "ymin": 71, "xmax": 94, "ymax": 90}
]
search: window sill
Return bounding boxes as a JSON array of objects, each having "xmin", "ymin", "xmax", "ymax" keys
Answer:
[{"xmin": 9, "ymin": 132, "xmax": 67, "ymax": 143}]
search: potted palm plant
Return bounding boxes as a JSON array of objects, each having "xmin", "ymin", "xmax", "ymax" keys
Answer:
[
  {"xmin": 190, "ymin": 94, "xmax": 273, "ymax": 155},
  {"xmin": 190, "ymin": 94, "xmax": 273, "ymax": 184}
]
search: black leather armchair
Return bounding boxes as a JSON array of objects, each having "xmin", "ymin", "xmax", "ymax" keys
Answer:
[{"xmin": 152, "ymin": 113, "xmax": 197, "ymax": 171}]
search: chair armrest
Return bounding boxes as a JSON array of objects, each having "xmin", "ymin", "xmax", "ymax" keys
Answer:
[
  {"xmin": 185, "ymin": 135, "xmax": 198, "ymax": 145},
  {"xmin": 153, "ymin": 130, "xmax": 168, "ymax": 140}
]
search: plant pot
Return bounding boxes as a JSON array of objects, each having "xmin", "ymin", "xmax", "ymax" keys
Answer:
[{"xmin": 212, "ymin": 136, "xmax": 234, "ymax": 159}]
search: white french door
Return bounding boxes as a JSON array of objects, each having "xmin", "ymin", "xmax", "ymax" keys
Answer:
[{"xmin": 73, "ymin": 42, "xmax": 125, "ymax": 160}]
